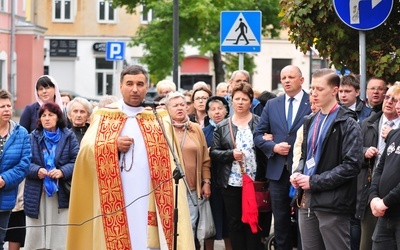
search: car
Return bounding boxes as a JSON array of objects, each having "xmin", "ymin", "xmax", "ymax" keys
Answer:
[{"xmin": 146, "ymin": 88, "xmax": 157, "ymax": 101}]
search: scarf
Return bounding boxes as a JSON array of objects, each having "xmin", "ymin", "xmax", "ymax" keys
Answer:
[
  {"xmin": 43, "ymin": 128, "xmax": 61, "ymax": 197},
  {"xmin": 209, "ymin": 119, "xmax": 217, "ymax": 127},
  {"xmin": 171, "ymin": 117, "xmax": 189, "ymax": 129}
]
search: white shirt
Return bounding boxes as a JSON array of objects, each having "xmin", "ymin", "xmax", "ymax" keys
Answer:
[{"xmin": 118, "ymin": 100, "xmax": 163, "ymax": 250}]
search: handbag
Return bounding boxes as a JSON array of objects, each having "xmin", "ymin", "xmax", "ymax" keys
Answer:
[
  {"xmin": 228, "ymin": 117, "xmax": 271, "ymax": 212},
  {"xmin": 196, "ymin": 198, "xmax": 216, "ymax": 241},
  {"xmin": 253, "ymin": 180, "xmax": 272, "ymax": 212},
  {"xmin": 228, "ymin": 118, "xmax": 259, "ymax": 233}
]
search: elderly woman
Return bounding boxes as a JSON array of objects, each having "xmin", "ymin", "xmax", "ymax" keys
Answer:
[
  {"xmin": 20, "ymin": 75, "xmax": 64, "ymax": 133},
  {"xmin": 66, "ymin": 97, "xmax": 93, "ymax": 143},
  {"xmin": 0, "ymin": 90, "xmax": 31, "ymax": 250},
  {"xmin": 164, "ymin": 92, "xmax": 211, "ymax": 246},
  {"xmin": 24, "ymin": 102, "xmax": 79, "ymax": 250},
  {"xmin": 203, "ymin": 96, "xmax": 232, "ymax": 250},
  {"xmin": 156, "ymin": 79, "xmax": 176, "ymax": 96},
  {"xmin": 210, "ymin": 83, "xmax": 265, "ymax": 250}
]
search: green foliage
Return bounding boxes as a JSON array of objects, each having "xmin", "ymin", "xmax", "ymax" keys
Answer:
[
  {"xmin": 112, "ymin": 0, "xmax": 282, "ymax": 83},
  {"xmin": 280, "ymin": 0, "xmax": 400, "ymax": 83}
]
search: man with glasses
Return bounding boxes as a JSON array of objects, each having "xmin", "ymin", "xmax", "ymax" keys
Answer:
[
  {"xmin": 368, "ymin": 83, "xmax": 400, "ymax": 249},
  {"xmin": 225, "ymin": 70, "xmax": 263, "ymax": 116},
  {"xmin": 366, "ymin": 77, "xmax": 387, "ymax": 114},
  {"xmin": 356, "ymin": 85, "xmax": 400, "ymax": 250}
]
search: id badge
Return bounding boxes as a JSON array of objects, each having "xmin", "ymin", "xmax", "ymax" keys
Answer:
[{"xmin": 306, "ymin": 157, "xmax": 315, "ymax": 169}]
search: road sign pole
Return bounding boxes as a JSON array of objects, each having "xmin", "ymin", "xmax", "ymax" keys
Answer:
[
  {"xmin": 113, "ymin": 61, "xmax": 116, "ymax": 96},
  {"xmin": 238, "ymin": 53, "xmax": 244, "ymax": 70},
  {"xmin": 359, "ymin": 31, "xmax": 366, "ymax": 100}
]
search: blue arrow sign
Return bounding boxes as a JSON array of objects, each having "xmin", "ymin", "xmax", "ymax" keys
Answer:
[
  {"xmin": 220, "ymin": 11, "xmax": 261, "ymax": 53},
  {"xmin": 106, "ymin": 41, "xmax": 125, "ymax": 61},
  {"xmin": 333, "ymin": 0, "xmax": 393, "ymax": 30}
]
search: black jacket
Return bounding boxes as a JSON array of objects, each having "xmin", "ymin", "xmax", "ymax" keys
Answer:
[
  {"xmin": 355, "ymin": 111, "xmax": 381, "ymax": 219},
  {"xmin": 210, "ymin": 114, "xmax": 267, "ymax": 188},
  {"xmin": 369, "ymin": 129, "xmax": 400, "ymax": 218},
  {"xmin": 296, "ymin": 106, "xmax": 362, "ymax": 214}
]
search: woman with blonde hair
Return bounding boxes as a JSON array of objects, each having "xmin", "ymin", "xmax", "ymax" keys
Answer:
[{"xmin": 165, "ymin": 91, "xmax": 211, "ymax": 248}]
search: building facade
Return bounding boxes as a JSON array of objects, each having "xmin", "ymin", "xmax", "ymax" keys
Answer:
[
  {"xmin": 2, "ymin": 0, "xmax": 325, "ymax": 114},
  {"xmin": 0, "ymin": 0, "xmax": 46, "ymax": 115}
]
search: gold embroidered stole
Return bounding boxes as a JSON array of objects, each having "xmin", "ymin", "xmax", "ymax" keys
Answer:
[
  {"xmin": 137, "ymin": 110, "xmax": 174, "ymax": 250},
  {"xmin": 94, "ymin": 109, "xmax": 174, "ymax": 250},
  {"xmin": 94, "ymin": 110, "xmax": 131, "ymax": 250}
]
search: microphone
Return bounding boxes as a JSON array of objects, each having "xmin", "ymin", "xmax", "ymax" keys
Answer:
[{"xmin": 140, "ymin": 100, "xmax": 161, "ymax": 107}]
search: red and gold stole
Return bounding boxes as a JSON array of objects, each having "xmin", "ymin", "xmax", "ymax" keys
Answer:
[
  {"xmin": 137, "ymin": 110, "xmax": 174, "ymax": 250},
  {"xmin": 94, "ymin": 110, "xmax": 131, "ymax": 250},
  {"xmin": 94, "ymin": 109, "xmax": 174, "ymax": 250}
]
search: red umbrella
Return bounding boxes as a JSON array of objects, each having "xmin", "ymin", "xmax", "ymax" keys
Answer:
[{"xmin": 241, "ymin": 173, "xmax": 259, "ymax": 233}]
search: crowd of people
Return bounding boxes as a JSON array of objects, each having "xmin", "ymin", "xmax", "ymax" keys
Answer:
[{"xmin": 0, "ymin": 64, "xmax": 398, "ymax": 250}]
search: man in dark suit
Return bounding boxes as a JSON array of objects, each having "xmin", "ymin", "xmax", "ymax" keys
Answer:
[{"xmin": 254, "ymin": 65, "xmax": 311, "ymax": 250}]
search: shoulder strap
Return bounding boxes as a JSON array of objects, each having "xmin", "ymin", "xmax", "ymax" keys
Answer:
[
  {"xmin": 228, "ymin": 117, "xmax": 236, "ymax": 148},
  {"xmin": 228, "ymin": 118, "xmax": 245, "ymax": 173}
]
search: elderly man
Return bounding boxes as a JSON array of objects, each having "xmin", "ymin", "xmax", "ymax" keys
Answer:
[
  {"xmin": 369, "ymin": 84, "xmax": 400, "ymax": 249},
  {"xmin": 225, "ymin": 70, "xmax": 263, "ymax": 116},
  {"xmin": 366, "ymin": 77, "xmax": 387, "ymax": 114},
  {"xmin": 357, "ymin": 85, "xmax": 400, "ymax": 249}
]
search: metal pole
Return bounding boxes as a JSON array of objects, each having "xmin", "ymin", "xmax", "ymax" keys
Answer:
[
  {"xmin": 238, "ymin": 53, "xmax": 244, "ymax": 70},
  {"xmin": 359, "ymin": 31, "xmax": 366, "ymax": 100},
  {"xmin": 173, "ymin": 0, "xmax": 179, "ymax": 89}
]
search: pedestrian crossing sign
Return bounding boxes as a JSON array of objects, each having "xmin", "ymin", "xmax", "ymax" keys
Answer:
[{"xmin": 220, "ymin": 11, "xmax": 261, "ymax": 53}]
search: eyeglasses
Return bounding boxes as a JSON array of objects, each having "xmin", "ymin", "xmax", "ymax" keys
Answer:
[
  {"xmin": 367, "ymin": 87, "xmax": 386, "ymax": 92},
  {"xmin": 383, "ymin": 94, "xmax": 398, "ymax": 103},
  {"xmin": 194, "ymin": 97, "xmax": 208, "ymax": 102},
  {"xmin": 186, "ymin": 102, "xmax": 192, "ymax": 105}
]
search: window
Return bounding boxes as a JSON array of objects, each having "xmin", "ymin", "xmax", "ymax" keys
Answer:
[
  {"xmin": 140, "ymin": 5, "xmax": 155, "ymax": 24},
  {"xmin": 95, "ymin": 58, "xmax": 114, "ymax": 96},
  {"xmin": 98, "ymin": 0, "xmax": 116, "ymax": 23},
  {"xmin": 0, "ymin": 0, "xmax": 7, "ymax": 12},
  {"xmin": 53, "ymin": 0, "xmax": 73, "ymax": 22},
  {"xmin": 271, "ymin": 59, "xmax": 291, "ymax": 91}
]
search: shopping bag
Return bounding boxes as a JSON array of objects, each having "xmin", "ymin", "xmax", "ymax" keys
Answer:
[{"xmin": 197, "ymin": 197, "xmax": 216, "ymax": 241}]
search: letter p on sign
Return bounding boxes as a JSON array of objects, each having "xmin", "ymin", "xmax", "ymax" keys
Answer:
[{"xmin": 106, "ymin": 41, "xmax": 125, "ymax": 61}]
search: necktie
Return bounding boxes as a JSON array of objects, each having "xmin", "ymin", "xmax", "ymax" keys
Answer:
[
  {"xmin": 287, "ymin": 97, "xmax": 294, "ymax": 130},
  {"xmin": 378, "ymin": 120, "xmax": 395, "ymax": 154}
]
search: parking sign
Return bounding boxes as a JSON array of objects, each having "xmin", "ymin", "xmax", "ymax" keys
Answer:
[{"xmin": 106, "ymin": 41, "xmax": 125, "ymax": 61}]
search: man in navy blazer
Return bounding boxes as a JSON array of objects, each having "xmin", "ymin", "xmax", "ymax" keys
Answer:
[{"xmin": 254, "ymin": 65, "xmax": 311, "ymax": 250}]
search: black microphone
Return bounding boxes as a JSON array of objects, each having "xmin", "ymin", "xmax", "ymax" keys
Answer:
[{"xmin": 140, "ymin": 100, "xmax": 161, "ymax": 107}]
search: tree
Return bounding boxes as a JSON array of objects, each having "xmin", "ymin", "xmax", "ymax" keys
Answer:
[
  {"xmin": 113, "ymin": 0, "xmax": 282, "ymax": 85},
  {"xmin": 280, "ymin": 0, "xmax": 400, "ymax": 83}
]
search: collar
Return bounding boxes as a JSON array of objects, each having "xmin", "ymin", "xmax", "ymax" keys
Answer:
[{"xmin": 285, "ymin": 90, "xmax": 304, "ymax": 102}]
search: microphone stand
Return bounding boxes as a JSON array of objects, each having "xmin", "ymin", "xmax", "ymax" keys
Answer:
[{"xmin": 149, "ymin": 106, "xmax": 197, "ymax": 250}]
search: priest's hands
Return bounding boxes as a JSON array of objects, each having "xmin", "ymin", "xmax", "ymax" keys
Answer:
[{"xmin": 118, "ymin": 136, "xmax": 134, "ymax": 153}]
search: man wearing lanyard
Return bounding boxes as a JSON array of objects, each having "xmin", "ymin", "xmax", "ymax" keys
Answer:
[{"xmin": 290, "ymin": 69, "xmax": 362, "ymax": 250}]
